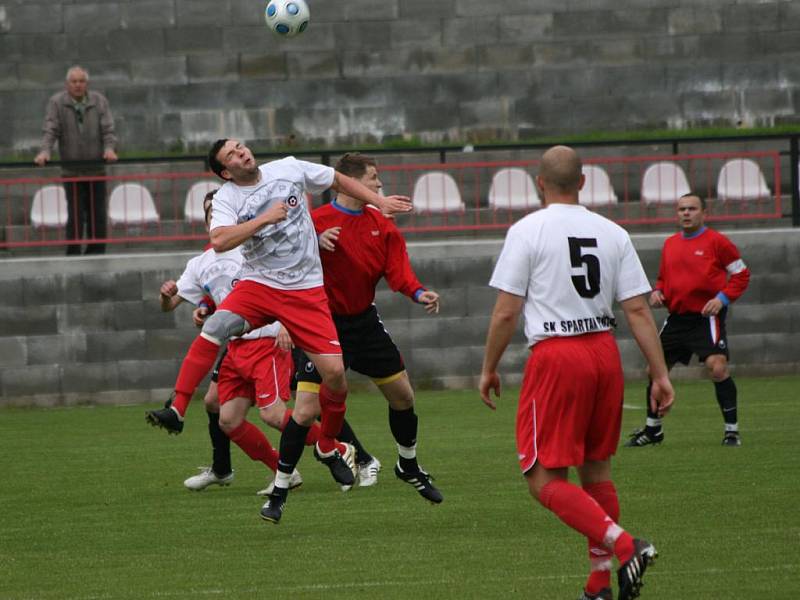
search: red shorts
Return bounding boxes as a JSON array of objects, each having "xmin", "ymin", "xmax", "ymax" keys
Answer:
[
  {"xmin": 217, "ymin": 280, "xmax": 341, "ymax": 356},
  {"xmin": 217, "ymin": 337, "xmax": 293, "ymax": 408},
  {"xmin": 516, "ymin": 332, "xmax": 624, "ymax": 472}
]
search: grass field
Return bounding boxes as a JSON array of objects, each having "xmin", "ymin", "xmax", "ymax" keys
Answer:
[{"xmin": 1, "ymin": 376, "xmax": 798, "ymax": 599}]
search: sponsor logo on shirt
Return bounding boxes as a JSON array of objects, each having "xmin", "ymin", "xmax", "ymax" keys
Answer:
[
  {"xmin": 371, "ymin": 230, "xmax": 380, "ymax": 236},
  {"xmin": 694, "ymin": 250, "xmax": 704, "ymax": 256}
]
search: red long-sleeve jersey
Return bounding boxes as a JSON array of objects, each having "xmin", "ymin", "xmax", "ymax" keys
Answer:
[
  {"xmin": 655, "ymin": 227, "xmax": 750, "ymax": 314},
  {"xmin": 312, "ymin": 201, "xmax": 425, "ymax": 316}
]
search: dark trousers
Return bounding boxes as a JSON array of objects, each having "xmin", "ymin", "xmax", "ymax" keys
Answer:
[{"xmin": 64, "ymin": 180, "xmax": 107, "ymax": 255}]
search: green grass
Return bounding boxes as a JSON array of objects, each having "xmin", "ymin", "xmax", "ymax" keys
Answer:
[{"xmin": 1, "ymin": 376, "xmax": 798, "ymax": 599}]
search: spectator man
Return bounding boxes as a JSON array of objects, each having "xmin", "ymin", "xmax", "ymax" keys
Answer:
[
  {"xmin": 34, "ymin": 65, "xmax": 117, "ymax": 255},
  {"xmin": 479, "ymin": 146, "xmax": 674, "ymax": 600},
  {"xmin": 626, "ymin": 193, "xmax": 750, "ymax": 448}
]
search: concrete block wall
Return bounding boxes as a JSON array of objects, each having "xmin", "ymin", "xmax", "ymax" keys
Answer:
[
  {"xmin": 1, "ymin": 228, "xmax": 798, "ymax": 406},
  {"xmin": 1, "ymin": 1, "xmax": 800, "ymax": 156}
]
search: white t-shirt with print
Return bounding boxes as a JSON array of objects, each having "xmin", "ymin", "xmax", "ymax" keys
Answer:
[
  {"xmin": 489, "ymin": 203, "xmax": 651, "ymax": 348},
  {"xmin": 176, "ymin": 246, "xmax": 280, "ymax": 340},
  {"xmin": 210, "ymin": 157, "xmax": 335, "ymax": 290}
]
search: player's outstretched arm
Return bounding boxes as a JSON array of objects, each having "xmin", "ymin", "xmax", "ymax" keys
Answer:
[
  {"xmin": 620, "ymin": 294, "xmax": 675, "ymax": 416},
  {"xmin": 331, "ymin": 171, "xmax": 412, "ymax": 215},
  {"xmin": 210, "ymin": 203, "xmax": 288, "ymax": 252},
  {"xmin": 480, "ymin": 291, "xmax": 524, "ymax": 410}
]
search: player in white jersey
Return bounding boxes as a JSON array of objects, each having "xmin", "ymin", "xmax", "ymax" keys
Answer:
[
  {"xmin": 479, "ymin": 146, "xmax": 674, "ymax": 600},
  {"xmin": 149, "ymin": 139, "xmax": 412, "ymax": 525},
  {"xmin": 152, "ymin": 191, "xmax": 361, "ymax": 494}
]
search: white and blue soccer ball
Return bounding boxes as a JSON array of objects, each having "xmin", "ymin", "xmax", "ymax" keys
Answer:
[{"xmin": 265, "ymin": 0, "xmax": 310, "ymax": 38}]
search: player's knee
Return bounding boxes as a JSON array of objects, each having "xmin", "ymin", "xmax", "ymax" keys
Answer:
[
  {"xmin": 259, "ymin": 404, "xmax": 284, "ymax": 430},
  {"xmin": 203, "ymin": 393, "xmax": 219, "ymax": 413},
  {"xmin": 201, "ymin": 310, "xmax": 248, "ymax": 344},
  {"xmin": 218, "ymin": 411, "xmax": 243, "ymax": 434},
  {"xmin": 320, "ymin": 369, "xmax": 346, "ymax": 391}
]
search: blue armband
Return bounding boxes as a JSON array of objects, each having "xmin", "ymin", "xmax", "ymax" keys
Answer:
[
  {"xmin": 715, "ymin": 292, "xmax": 730, "ymax": 306},
  {"xmin": 413, "ymin": 288, "xmax": 425, "ymax": 302}
]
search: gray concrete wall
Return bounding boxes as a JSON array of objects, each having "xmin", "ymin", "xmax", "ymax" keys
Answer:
[
  {"xmin": 1, "ymin": 228, "xmax": 798, "ymax": 406},
  {"xmin": 1, "ymin": 0, "xmax": 799, "ymax": 157}
]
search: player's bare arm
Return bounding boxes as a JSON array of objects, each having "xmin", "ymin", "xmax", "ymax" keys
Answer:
[
  {"xmin": 620, "ymin": 294, "xmax": 675, "ymax": 416},
  {"xmin": 331, "ymin": 171, "xmax": 411, "ymax": 215},
  {"xmin": 479, "ymin": 291, "xmax": 525, "ymax": 410},
  {"xmin": 318, "ymin": 226, "xmax": 341, "ymax": 252},
  {"xmin": 417, "ymin": 290, "xmax": 440, "ymax": 314},
  {"xmin": 210, "ymin": 203, "xmax": 288, "ymax": 252},
  {"xmin": 159, "ymin": 280, "xmax": 182, "ymax": 312}
]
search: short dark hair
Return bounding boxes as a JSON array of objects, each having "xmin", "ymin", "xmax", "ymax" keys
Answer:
[
  {"xmin": 207, "ymin": 139, "xmax": 230, "ymax": 180},
  {"xmin": 680, "ymin": 192, "xmax": 706, "ymax": 210},
  {"xmin": 203, "ymin": 190, "xmax": 217, "ymax": 224},
  {"xmin": 335, "ymin": 152, "xmax": 377, "ymax": 179}
]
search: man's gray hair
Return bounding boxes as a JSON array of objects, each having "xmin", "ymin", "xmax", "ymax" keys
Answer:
[{"xmin": 66, "ymin": 65, "xmax": 89, "ymax": 81}]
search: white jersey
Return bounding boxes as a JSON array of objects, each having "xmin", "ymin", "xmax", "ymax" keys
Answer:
[
  {"xmin": 210, "ymin": 157, "xmax": 335, "ymax": 290},
  {"xmin": 489, "ymin": 203, "xmax": 651, "ymax": 347},
  {"xmin": 176, "ymin": 246, "xmax": 280, "ymax": 340}
]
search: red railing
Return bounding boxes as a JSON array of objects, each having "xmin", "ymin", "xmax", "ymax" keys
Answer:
[{"xmin": 0, "ymin": 151, "xmax": 784, "ymax": 250}]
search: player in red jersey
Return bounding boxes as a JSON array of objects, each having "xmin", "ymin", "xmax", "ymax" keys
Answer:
[
  {"xmin": 294, "ymin": 152, "xmax": 443, "ymax": 502},
  {"xmin": 480, "ymin": 146, "xmax": 674, "ymax": 600},
  {"xmin": 626, "ymin": 193, "xmax": 750, "ymax": 448}
]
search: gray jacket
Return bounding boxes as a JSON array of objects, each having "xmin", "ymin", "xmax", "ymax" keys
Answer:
[{"xmin": 40, "ymin": 90, "xmax": 117, "ymax": 174}]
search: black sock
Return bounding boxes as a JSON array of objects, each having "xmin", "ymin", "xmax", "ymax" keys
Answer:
[
  {"xmin": 644, "ymin": 381, "xmax": 662, "ymax": 433},
  {"xmin": 278, "ymin": 417, "xmax": 310, "ymax": 475},
  {"xmin": 337, "ymin": 419, "xmax": 373, "ymax": 464},
  {"xmin": 208, "ymin": 411, "xmax": 232, "ymax": 477},
  {"xmin": 714, "ymin": 377, "xmax": 738, "ymax": 427},
  {"xmin": 390, "ymin": 407, "xmax": 419, "ymax": 472}
]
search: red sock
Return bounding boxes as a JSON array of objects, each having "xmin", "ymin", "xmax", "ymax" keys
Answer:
[
  {"xmin": 279, "ymin": 408, "xmax": 320, "ymax": 446},
  {"xmin": 172, "ymin": 336, "xmax": 220, "ymax": 417},
  {"xmin": 318, "ymin": 384, "xmax": 347, "ymax": 453},
  {"xmin": 228, "ymin": 420, "xmax": 279, "ymax": 472},
  {"xmin": 582, "ymin": 481, "xmax": 620, "ymax": 594},
  {"xmin": 539, "ymin": 479, "xmax": 626, "ymax": 557}
]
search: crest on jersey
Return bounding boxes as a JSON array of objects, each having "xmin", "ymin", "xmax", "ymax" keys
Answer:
[{"xmin": 287, "ymin": 195, "xmax": 299, "ymax": 207}]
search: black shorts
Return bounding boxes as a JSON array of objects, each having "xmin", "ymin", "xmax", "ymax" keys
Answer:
[
  {"xmin": 660, "ymin": 308, "xmax": 729, "ymax": 366},
  {"xmin": 295, "ymin": 305, "xmax": 405, "ymax": 385}
]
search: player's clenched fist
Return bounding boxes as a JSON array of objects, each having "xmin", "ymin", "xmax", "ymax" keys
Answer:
[{"xmin": 262, "ymin": 202, "xmax": 288, "ymax": 225}]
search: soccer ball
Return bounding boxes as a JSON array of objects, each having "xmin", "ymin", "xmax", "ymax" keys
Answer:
[{"xmin": 265, "ymin": 0, "xmax": 310, "ymax": 38}]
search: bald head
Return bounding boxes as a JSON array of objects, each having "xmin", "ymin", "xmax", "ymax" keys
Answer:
[{"xmin": 538, "ymin": 145, "xmax": 583, "ymax": 196}]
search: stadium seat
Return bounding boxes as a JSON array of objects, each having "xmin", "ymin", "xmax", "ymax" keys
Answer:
[
  {"xmin": 30, "ymin": 185, "xmax": 68, "ymax": 228},
  {"xmin": 184, "ymin": 180, "xmax": 219, "ymax": 222},
  {"xmin": 640, "ymin": 162, "xmax": 691, "ymax": 204},
  {"xmin": 108, "ymin": 183, "xmax": 159, "ymax": 226},
  {"xmin": 716, "ymin": 158, "xmax": 771, "ymax": 201},
  {"xmin": 579, "ymin": 165, "xmax": 618, "ymax": 206},
  {"xmin": 411, "ymin": 172, "xmax": 465, "ymax": 213},
  {"xmin": 488, "ymin": 167, "xmax": 540, "ymax": 209}
]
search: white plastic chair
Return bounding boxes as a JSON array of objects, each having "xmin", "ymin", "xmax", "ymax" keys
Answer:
[
  {"xmin": 411, "ymin": 172, "xmax": 465, "ymax": 213},
  {"xmin": 641, "ymin": 162, "xmax": 691, "ymax": 204},
  {"xmin": 488, "ymin": 168, "xmax": 540, "ymax": 209},
  {"xmin": 30, "ymin": 185, "xmax": 68, "ymax": 228},
  {"xmin": 184, "ymin": 180, "xmax": 219, "ymax": 222},
  {"xmin": 108, "ymin": 183, "xmax": 159, "ymax": 225},
  {"xmin": 716, "ymin": 158, "xmax": 771, "ymax": 201},
  {"xmin": 579, "ymin": 165, "xmax": 618, "ymax": 206}
]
